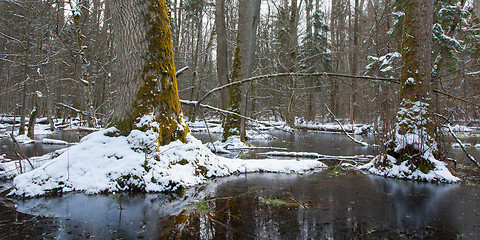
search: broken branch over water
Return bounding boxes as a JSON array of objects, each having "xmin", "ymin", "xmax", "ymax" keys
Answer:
[
  {"xmin": 324, "ymin": 104, "xmax": 370, "ymax": 147},
  {"xmin": 258, "ymin": 151, "xmax": 374, "ymax": 163},
  {"xmin": 180, "ymin": 100, "xmax": 293, "ymax": 132},
  {"xmin": 435, "ymin": 113, "xmax": 480, "ymax": 168}
]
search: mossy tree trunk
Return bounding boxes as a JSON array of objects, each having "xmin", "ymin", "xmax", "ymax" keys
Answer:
[
  {"xmin": 110, "ymin": 0, "xmax": 189, "ymax": 146},
  {"xmin": 385, "ymin": 0, "xmax": 436, "ymax": 170},
  {"xmin": 222, "ymin": 0, "xmax": 260, "ymax": 142}
]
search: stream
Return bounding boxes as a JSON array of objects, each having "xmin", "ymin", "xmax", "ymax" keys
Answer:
[{"xmin": 1, "ymin": 130, "xmax": 480, "ymax": 239}]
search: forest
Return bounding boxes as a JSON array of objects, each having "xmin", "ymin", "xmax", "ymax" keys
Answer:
[{"xmin": 1, "ymin": 0, "xmax": 480, "ymax": 239}]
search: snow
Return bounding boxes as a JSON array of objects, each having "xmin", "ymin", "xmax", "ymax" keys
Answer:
[
  {"xmin": 0, "ymin": 148, "xmax": 68, "ymax": 180},
  {"xmin": 359, "ymin": 154, "xmax": 460, "ymax": 183},
  {"xmin": 206, "ymin": 135, "xmax": 248, "ymax": 154},
  {"xmin": 405, "ymin": 77, "xmax": 415, "ymax": 84},
  {"xmin": 42, "ymin": 138, "xmax": 69, "ymax": 145},
  {"xmin": 294, "ymin": 119, "xmax": 371, "ymax": 135},
  {"xmin": 14, "ymin": 134, "xmax": 35, "ymax": 144},
  {"xmin": 9, "ymin": 128, "xmax": 326, "ymax": 197}
]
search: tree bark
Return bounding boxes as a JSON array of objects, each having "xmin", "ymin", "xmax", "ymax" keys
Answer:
[
  {"xmin": 222, "ymin": 0, "xmax": 260, "ymax": 142},
  {"xmin": 110, "ymin": 0, "xmax": 189, "ymax": 146},
  {"xmin": 392, "ymin": 0, "xmax": 436, "ymax": 166},
  {"xmin": 215, "ymin": 0, "xmax": 229, "ymax": 112}
]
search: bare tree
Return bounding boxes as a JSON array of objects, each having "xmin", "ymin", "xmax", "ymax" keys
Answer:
[
  {"xmin": 215, "ymin": 0, "xmax": 229, "ymax": 112},
  {"xmin": 222, "ymin": 0, "xmax": 261, "ymax": 142}
]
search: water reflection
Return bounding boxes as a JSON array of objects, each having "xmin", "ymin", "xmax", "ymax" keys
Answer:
[
  {"xmin": 0, "ymin": 130, "xmax": 85, "ymax": 160},
  {"xmin": 15, "ymin": 172, "xmax": 480, "ymax": 239}
]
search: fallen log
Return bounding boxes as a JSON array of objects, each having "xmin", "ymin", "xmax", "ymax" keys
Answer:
[{"xmin": 258, "ymin": 151, "xmax": 375, "ymax": 162}]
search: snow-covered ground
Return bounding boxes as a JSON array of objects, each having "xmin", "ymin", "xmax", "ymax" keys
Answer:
[
  {"xmin": 3, "ymin": 117, "xmax": 478, "ymax": 196},
  {"xmin": 359, "ymin": 154, "xmax": 460, "ymax": 183},
  {"xmin": 8, "ymin": 128, "xmax": 326, "ymax": 197}
]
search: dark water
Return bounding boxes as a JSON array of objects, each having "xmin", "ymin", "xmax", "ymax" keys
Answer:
[
  {"xmin": 14, "ymin": 172, "xmax": 480, "ymax": 239},
  {"xmin": 5, "ymin": 130, "xmax": 480, "ymax": 239},
  {"xmin": 197, "ymin": 130, "xmax": 480, "ymax": 163},
  {"xmin": 0, "ymin": 130, "xmax": 84, "ymax": 160}
]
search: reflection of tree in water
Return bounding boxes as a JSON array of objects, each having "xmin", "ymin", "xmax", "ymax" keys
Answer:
[
  {"xmin": 15, "ymin": 172, "xmax": 475, "ymax": 239},
  {"xmin": 367, "ymin": 174, "xmax": 460, "ymax": 238},
  {"xmin": 159, "ymin": 173, "xmax": 466, "ymax": 239}
]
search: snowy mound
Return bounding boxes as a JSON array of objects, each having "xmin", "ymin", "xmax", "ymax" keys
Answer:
[
  {"xmin": 206, "ymin": 135, "xmax": 248, "ymax": 154},
  {"xmin": 10, "ymin": 128, "xmax": 326, "ymax": 197},
  {"xmin": 359, "ymin": 154, "xmax": 460, "ymax": 183}
]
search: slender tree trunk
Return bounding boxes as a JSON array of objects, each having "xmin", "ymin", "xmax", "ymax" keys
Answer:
[
  {"xmin": 349, "ymin": 0, "xmax": 359, "ymax": 125},
  {"xmin": 27, "ymin": 92, "xmax": 41, "ymax": 139},
  {"xmin": 223, "ymin": 0, "xmax": 260, "ymax": 142},
  {"xmin": 216, "ymin": 0, "xmax": 229, "ymax": 112},
  {"xmin": 188, "ymin": 8, "xmax": 204, "ymax": 121},
  {"xmin": 329, "ymin": 0, "xmax": 338, "ymax": 119},
  {"xmin": 73, "ymin": 1, "xmax": 95, "ymax": 127},
  {"xmin": 18, "ymin": 81, "xmax": 27, "ymax": 135},
  {"xmin": 285, "ymin": 0, "xmax": 298, "ymax": 127}
]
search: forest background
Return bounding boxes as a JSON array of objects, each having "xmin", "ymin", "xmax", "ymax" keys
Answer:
[{"xmin": 0, "ymin": 0, "xmax": 479, "ymax": 142}]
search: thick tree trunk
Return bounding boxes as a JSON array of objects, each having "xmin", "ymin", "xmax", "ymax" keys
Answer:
[
  {"xmin": 110, "ymin": 0, "xmax": 189, "ymax": 146},
  {"xmin": 390, "ymin": 0, "xmax": 436, "ymax": 169}
]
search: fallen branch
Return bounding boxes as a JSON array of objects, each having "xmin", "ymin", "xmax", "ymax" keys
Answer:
[
  {"xmin": 324, "ymin": 104, "xmax": 369, "ymax": 147},
  {"xmin": 56, "ymin": 103, "xmax": 87, "ymax": 116},
  {"xmin": 225, "ymin": 146, "xmax": 288, "ymax": 151},
  {"xmin": 197, "ymin": 72, "xmax": 398, "ymax": 106},
  {"xmin": 10, "ymin": 133, "xmax": 35, "ymax": 173},
  {"xmin": 435, "ymin": 113, "xmax": 480, "ymax": 168},
  {"xmin": 180, "ymin": 100, "xmax": 292, "ymax": 133},
  {"xmin": 195, "ymin": 71, "xmax": 479, "ymax": 109},
  {"xmin": 258, "ymin": 151, "xmax": 374, "ymax": 162},
  {"xmin": 446, "ymin": 124, "xmax": 480, "ymax": 168}
]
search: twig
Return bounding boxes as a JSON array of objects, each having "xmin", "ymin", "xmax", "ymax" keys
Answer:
[
  {"xmin": 435, "ymin": 113, "xmax": 480, "ymax": 168},
  {"xmin": 176, "ymin": 66, "xmax": 189, "ymax": 77},
  {"xmin": 446, "ymin": 124, "xmax": 480, "ymax": 168},
  {"xmin": 9, "ymin": 133, "xmax": 35, "ymax": 172},
  {"xmin": 324, "ymin": 104, "xmax": 369, "ymax": 147}
]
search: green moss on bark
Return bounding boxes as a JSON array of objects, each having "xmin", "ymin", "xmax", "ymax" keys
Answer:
[
  {"xmin": 222, "ymin": 45, "xmax": 244, "ymax": 142},
  {"xmin": 114, "ymin": 0, "xmax": 189, "ymax": 146}
]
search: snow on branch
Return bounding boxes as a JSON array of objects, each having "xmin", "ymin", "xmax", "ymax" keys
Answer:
[{"xmin": 176, "ymin": 66, "xmax": 189, "ymax": 77}]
